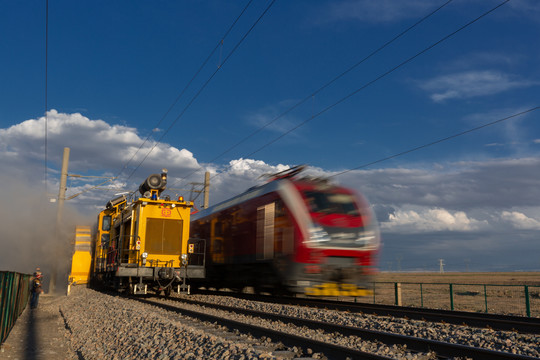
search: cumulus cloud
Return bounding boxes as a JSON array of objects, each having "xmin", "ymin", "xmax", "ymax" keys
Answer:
[
  {"xmin": 381, "ymin": 207, "xmax": 488, "ymax": 233},
  {"xmin": 419, "ymin": 70, "xmax": 535, "ymax": 102},
  {"xmin": 0, "ymin": 110, "xmax": 200, "ymax": 190},
  {"xmin": 337, "ymin": 158, "xmax": 540, "ymax": 210},
  {"xmin": 500, "ymin": 211, "xmax": 540, "ymax": 230}
]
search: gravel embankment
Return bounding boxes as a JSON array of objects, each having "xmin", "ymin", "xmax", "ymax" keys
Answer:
[
  {"xmin": 58, "ymin": 287, "xmax": 540, "ymax": 359},
  {"xmin": 63, "ymin": 287, "xmax": 299, "ymax": 359}
]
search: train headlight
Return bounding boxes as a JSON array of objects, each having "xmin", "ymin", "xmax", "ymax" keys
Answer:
[
  {"xmin": 306, "ymin": 225, "xmax": 331, "ymax": 245},
  {"xmin": 141, "ymin": 252, "xmax": 148, "ymax": 265},
  {"xmin": 356, "ymin": 231, "xmax": 375, "ymax": 246},
  {"xmin": 181, "ymin": 253, "xmax": 188, "ymax": 266}
]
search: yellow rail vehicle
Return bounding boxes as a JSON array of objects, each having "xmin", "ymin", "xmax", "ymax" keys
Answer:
[
  {"xmin": 68, "ymin": 225, "xmax": 93, "ymax": 286},
  {"xmin": 93, "ymin": 170, "xmax": 205, "ymax": 295}
]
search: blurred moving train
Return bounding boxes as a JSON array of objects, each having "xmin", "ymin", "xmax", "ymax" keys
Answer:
[
  {"xmin": 190, "ymin": 166, "xmax": 380, "ymax": 296},
  {"xmin": 84, "ymin": 169, "xmax": 205, "ymax": 295}
]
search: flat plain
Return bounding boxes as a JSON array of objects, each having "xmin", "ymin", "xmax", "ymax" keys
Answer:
[
  {"xmin": 375, "ymin": 272, "xmax": 540, "ymax": 285},
  {"xmin": 368, "ymin": 272, "xmax": 540, "ymax": 316}
]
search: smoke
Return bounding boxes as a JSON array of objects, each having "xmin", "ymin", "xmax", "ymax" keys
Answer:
[{"xmin": 0, "ymin": 174, "xmax": 93, "ymax": 293}]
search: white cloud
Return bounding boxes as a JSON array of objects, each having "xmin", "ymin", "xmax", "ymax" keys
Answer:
[
  {"xmin": 381, "ymin": 207, "xmax": 488, "ymax": 233},
  {"xmin": 0, "ymin": 109, "xmax": 200, "ymax": 178},
  {"xmin": 420, "ymin": 70, "xmax": 536, "ymax": 102},
  {"xmin": 500, "ymin": 211, "xmax": 540, "ymax": 230}
]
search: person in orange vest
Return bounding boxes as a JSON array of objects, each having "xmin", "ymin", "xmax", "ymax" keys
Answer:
[{"xmin": 30, "ymin": 270, "xmax": 43, "ymax": 309}]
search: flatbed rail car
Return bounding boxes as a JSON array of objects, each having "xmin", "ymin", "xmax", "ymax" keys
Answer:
[
  {"xmin": 91, "ymin": 170, "xmax": 205, "ymax": 295},
  {"xmin": 190, "ymin": 165, "xmax": 380, "ymax": 296}
]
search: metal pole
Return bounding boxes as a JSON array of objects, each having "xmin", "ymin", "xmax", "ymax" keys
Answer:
[
  {"xmin": 449, "ymin": 283, "xmax": 454, "ymax": 311},
  {"xmin": 525, "ymin": 285, "xmax": 531, "ymax": 318},
  {"xmin": 484, "ymin": 284, "xmax": 488, "ymax": 313},
  {"xmin": 50, "ymin": 147, "xmax": 69, "ymax": 294},
  {"xmin": 394, "ymin": 282, "xmax": 402, "ymax": 306},
  {"xmin": 203, "ymin": 171, "xmax": 210, "ymax": 209}
]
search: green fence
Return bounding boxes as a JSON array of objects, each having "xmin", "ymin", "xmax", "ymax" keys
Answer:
[
  {"xmin": 367, "ymin": 282, "xmax": 540, "ymax": 317},
  {"xmin": 1, "ymin": 271, "xmax": 31, "ymax": 345}
]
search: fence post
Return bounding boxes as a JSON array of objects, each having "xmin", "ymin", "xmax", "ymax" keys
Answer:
[
  {"xmin": 372, "ymin": 282, "xmax": 376, "ymax": 304},
  {"xmin": 420, "ymin": 283, "xmax": 424, "ymax": 308},
  {"xmin": 449, "ymin": 283, "xmax": 454, "ymax": 311},
  {"xmin": 524, "ymin": 285, "xmax": 531, "ymax": 318},
  {"xmin": 484, "ymin": 284, "xmax": 488, "ymax": 313},
  {"xmin": 395, "ymin": 282, "xmax": 402, "ymax": 306}
]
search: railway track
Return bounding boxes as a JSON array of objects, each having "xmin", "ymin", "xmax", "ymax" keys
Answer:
[
  {"xmin": 134, "ymin": 294, "xmax": 539, "ymax": 360},
  {"xmin": 197, "ymin": 291, "xmax": 540, "ymax": 334}
]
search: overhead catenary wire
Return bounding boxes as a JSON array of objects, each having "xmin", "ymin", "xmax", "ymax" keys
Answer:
[
  {"xmin": 112, "ymin": 0, "xmax": 255, "ymax": 182},
  {"xmin": 188, "ymin": 0, "xmax": 456, "ymax": 173},
  {"xmin": 329, "ymin": 106, "xmax": 540, "ymax": 179},
  {"xmin": 197, "ymin": 0, "xmax": 511, "ymax": 187},
  {"xmin": 123, "ymin": 0, "xmax": 277, "ymax": 184},
  {"xmin": 44, "ymin": 0, "xmax": 49, "ymax": 194},
  {"xmin": 238, "ymin": 0, "xmax": 511, "ymax": 161},
  {"xmin": 187, "ymin": 106, "xmax": 538, "ymax": 209},
  {"xmin": 172, "ymin": 0, "xmax": 456, "ymax": 190}
]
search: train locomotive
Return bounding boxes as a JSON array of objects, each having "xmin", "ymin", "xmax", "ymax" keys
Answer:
[
  {"xmin": 190, "ymin": 166, "xmax": 380, "ymax": 296},
  {"xmin": 90, "ymin": 169, "xmax": 205, "ymax": 295}
]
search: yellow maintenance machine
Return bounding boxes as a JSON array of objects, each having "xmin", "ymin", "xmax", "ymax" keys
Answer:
[
  {"xmin": 90, "ymin": 170, "xmax": 206, "ymax": 295},
  {"xmin": 68, "ymin": 225, "xmax": 92, "ymax": 286}
]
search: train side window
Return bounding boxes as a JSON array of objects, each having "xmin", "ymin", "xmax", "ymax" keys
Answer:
[{"xmin": 102, "ymin": 215, "xmax": 112, "ymax": 231}]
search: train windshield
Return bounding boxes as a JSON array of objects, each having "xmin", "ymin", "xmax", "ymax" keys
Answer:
[
  {"xmin": 302, "ymin": 190, "xmax": 379, "ymax": 249},
  {"xmin": 303, "ymin": 191, "xmax": 359, "ymax": 216}
]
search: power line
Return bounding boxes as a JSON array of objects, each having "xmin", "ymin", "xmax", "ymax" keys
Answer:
[
  {"xmin": 113, "ymin": 0, "xmax": 255, "ymax": 181},
  {"xmin": 197, "ymin": 0, "xmax": 511, "ymax": 187},
  {"xmin": 200, "ymin": 0, "xmax": 455, "ymax": 167},
  {"xmin": 240, "ymin": 0, "xmax": 510, "ymax": 161},
  {"xmin": 123, "ymin": 0, "xmax": 277, "ymax": 184},
  {"xmin": 329, "ymin": 106, "xmax": 540, "ymax": 178},
  {"xmin": 175, "ymin": 0, "xmax": 456, "ymax": 187},
  {"xmin": 44, "ymin": 0, "xmax": 49, "ymax": 193}
]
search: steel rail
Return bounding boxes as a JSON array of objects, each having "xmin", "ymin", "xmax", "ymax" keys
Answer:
[
  {"xmin": 199, "ymin": 291, "xmax": 540, "ymax": 334},
  {"xmin": 136, "ymin": 298, "xmax": 394, "ymax": 360},
  {"xmin": 142, "ymin": 296, "xmax": 538, "ymax": 360}
]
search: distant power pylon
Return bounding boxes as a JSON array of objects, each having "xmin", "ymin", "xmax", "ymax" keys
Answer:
[{"xmin": 439, "ymin": 259, "xmax": 445, "ymax": 273}]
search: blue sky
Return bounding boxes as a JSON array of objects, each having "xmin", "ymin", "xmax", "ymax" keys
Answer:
[{"xmin": 1, "ymin": 0, "xmax": 540, "ymax": 274}]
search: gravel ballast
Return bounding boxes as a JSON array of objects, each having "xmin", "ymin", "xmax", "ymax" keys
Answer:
[{"xmin": 56, "ymin": 287, "xmax": 540, "ymax": 359}]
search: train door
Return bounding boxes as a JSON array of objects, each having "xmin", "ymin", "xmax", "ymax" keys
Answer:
[
  {"xmin": 210, "ymin": 218, "xmax": 225, "ymax": 263},
  {"xmin": 120, "ymin": 217, "xmax": 132, "ymax": 264},
  {"xmin": 256, "ymin": 203, "xmax": 275, "ymax": 260},
  {"xmin": 274, "ymin": 199, "xmax": 294, "ymax": 256}
]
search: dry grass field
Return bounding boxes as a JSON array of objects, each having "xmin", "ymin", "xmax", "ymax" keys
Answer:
[
  {"xmin": 363, "ymin": 272, "xmax": 540, "ymax": 317},
  {"xmin": 376, "ymin": 272, "xmax": 540, "ymax": 285}
]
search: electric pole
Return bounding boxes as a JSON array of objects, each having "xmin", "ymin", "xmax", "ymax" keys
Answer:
[
  {"xmin": 439, "ymin": 259, "xmax": 445, "ymax": 274},
  {"xmin": 50, "ymin": 147, "xmax": 69, "ymax": 294},
  {"xmin": 203, "ymin": 171, "xmax": 210, "ymax": 209}
]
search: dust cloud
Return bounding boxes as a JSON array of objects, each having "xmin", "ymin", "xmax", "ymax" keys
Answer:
[{"xmin": 0, "ymin": 175, "xmax": 93, "ymax": 294}]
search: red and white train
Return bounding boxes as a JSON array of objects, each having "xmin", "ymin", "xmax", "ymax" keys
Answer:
[{"xmin": 190, "ymin": 166, "xmax": 380, "ymax": 296}]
